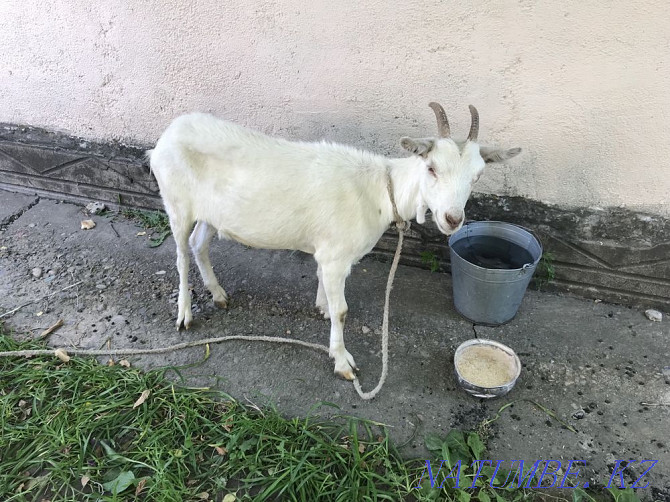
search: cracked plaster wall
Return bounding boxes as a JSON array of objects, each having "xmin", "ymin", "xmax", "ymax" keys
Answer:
[{"xmin": 0, "ymin": 1, "xmax": 669, "ymax": 216}]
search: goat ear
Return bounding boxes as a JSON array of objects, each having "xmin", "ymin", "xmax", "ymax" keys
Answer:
[
  {"xmin": 400, "ymin": 137, "xmax": 435, "ymax": 158},
  {"xmin": 479, "ymin": 146, "xmax": 522, "ymax": 164}
]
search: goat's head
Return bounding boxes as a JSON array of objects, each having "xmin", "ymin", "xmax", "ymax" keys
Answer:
[{"xmin": 400, "ymin": 103, "xmax": 521, "ymax": 235}]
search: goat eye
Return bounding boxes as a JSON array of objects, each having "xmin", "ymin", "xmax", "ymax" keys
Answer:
[{"xmin": 427, "ymin": 166, "xmax": 437, "ymax": 178}]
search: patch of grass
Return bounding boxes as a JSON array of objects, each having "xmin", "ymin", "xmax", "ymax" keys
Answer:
[
  {"xmin": 534, "ymin": 252, "xmax": 556, "ymax": 290},
  {"xmin": 0, "ymin": 325, "xmax": 641, "ymax": 501},
  {"xmin": 96, "ymin": 208, "xmax": 115, "ymax": 218},
  {"xmin": 122, "ymin": 208, "xmax": 172, "ymax": 247},
  {"xmin": 421, "ymin": 250, "xmax": 440, "ymax": 273},
  {"xmin": 0, "ymin": 328, "xmax": 421, "ymax": 501}
]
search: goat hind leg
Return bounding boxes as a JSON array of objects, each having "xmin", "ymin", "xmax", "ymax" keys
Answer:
[
  {"xmin": 315, "ymin": 263, "xmax": 329, "ymax": 319},
  {"xmin": 171, "ymin": 216, "xmax": 193, "ymax": 330},
  {"xmin": 190, "ymin": 221, "xmax": 229, "ymax": 308}
]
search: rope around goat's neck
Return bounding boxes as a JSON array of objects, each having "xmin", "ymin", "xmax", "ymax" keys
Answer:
[{"xmin": 0, "ymin": 230, "xmax": 405, "ymax": 401}]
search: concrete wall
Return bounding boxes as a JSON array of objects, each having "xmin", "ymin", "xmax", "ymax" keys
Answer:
[{"xmin": 1, "ymin": 0, "xmax": 669, "ymax": 216}]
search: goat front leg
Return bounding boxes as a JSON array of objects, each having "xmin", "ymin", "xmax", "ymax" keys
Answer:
[
  {"xmin": 319, "ymin": 260, "xmax": 358, "ymax": 380},
  {"xmin": 190, "ymin": 221, "xmax": 229, "ymax": 308}
]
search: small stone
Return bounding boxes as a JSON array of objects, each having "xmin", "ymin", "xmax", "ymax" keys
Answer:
[
  {"xmin": 85, "ymin": 202, "xmax": 106, "ymax": 215},
  {"xmin": 645, "ymin": 309, "xmax": 662, "ymax": 322},
  {"xmin": 95, "ymin": 283, "xmax": 106, "ymax": 290},
  {"xmin": 31, "ymin": 267, "xmax": 43, "ymax": 278},
  {"xmin": 155, "ymin": 270, "xmax": 166, "ymax": 275},
  {"xmin": 361, "ymin": 325, "xmax": 371, "ymax": 334},
  {"xmin": 29, "ymin": 223, "xmax": 35, "ymax": 228},
  {"xmin": 81, "ymin": 219, "xmax": 96, "ymax": 230},
  {"xmin": 572, "ymin": 409, "xmax": 585, "ymax": 420}
]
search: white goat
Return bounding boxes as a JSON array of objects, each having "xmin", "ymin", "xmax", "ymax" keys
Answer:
[{"xmin": 149, "ymin": 103, "xmax": 520, "ymax": 380}]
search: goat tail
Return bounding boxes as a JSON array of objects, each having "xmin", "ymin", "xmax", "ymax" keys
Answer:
[{"xmin": 145, "ymin": 149, "xmax": 155, "ymax": 177}]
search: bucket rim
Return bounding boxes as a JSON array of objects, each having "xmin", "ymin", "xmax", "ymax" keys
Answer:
[{"xmin": 448, "ymin": 220, "xmax": 543, "ymax": 272}]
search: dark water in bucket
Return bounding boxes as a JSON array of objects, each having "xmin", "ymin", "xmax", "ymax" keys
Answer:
[{"xmin": 451, "ymin": 235, "xmax": 534, "ymax": 270}]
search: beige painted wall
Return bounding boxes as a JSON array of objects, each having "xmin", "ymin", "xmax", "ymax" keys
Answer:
[{"xmin": 1, "ymin": 0, "xmax": 669, "ymax": 216}]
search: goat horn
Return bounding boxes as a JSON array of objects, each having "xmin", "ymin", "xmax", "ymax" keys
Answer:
[
  {"xmin": 467, "ymin": 105, "xmax": 479, "ymax": 142},
  {"xmin": 428, "ymin": 102, "xmax": 451, "ymax": 138}
]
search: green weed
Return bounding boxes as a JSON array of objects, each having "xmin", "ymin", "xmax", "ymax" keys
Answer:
[
  {"xmin": 534, "ymin": 252, "xmax": 556, "ymax": 289},
  {"xmin": 122, "ymin": 208, "xmax": 172, "ymax": 247},
  {"xmin": 421, "ymin": 250, "xmax": 440, "ymax": 273}
]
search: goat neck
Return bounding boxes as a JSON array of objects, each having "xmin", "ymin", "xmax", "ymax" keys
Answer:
[{"xmin": 386, "ymin": 156, "xmax": 424, "ymax": 224}]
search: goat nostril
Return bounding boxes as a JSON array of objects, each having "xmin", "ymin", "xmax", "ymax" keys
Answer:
[{"xmin": 445, "ymin": 214, "xmax": 463, "ymax": 228}]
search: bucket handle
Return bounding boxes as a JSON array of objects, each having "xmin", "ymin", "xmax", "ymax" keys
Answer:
[
  {"xmin": 514, "ymin": 223, "xmax": 543, "ymax": 273},
  {"xmin": 516, "ymin": 224, "xmax": 543, "ymax": 274},
  {"xmin": 519, "ymin": 262, "xmax": 534, "ymax": 276}
]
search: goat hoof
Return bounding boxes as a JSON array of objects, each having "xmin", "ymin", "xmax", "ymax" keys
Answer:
[
  {"xmin": 176, "ymin": 313, "xmax": 192, "ymax": 330},
  {"xmin": 212, "ymin": 286, "xmax": 229, "ymax": 308},
  {"xmin": 335, "ymin": 367, "xmax": 356, "ymax": 381},
  {"xmin": 334, "ymin": 354, "xmax": 358, "ymax": 381}
]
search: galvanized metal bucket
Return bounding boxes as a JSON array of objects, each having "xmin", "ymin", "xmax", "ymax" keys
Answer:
[{"xmin": 448, "ymin": 221, "xmax": 542, "ymax": 325}]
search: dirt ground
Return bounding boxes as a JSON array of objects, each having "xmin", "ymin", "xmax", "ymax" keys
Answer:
[{"xmin": 1, "ymin": 190, "xmax": 669, "ymax": 499}]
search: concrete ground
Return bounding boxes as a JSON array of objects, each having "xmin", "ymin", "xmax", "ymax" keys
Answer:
[{"xmin": 1, "ymin": 190, "xmax": 669, "ymax": 499}]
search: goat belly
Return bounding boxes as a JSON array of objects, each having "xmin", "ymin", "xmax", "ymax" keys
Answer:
[{"xmin": 214, "ymin": 225, "xmax": 316, "ymax": 254}]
